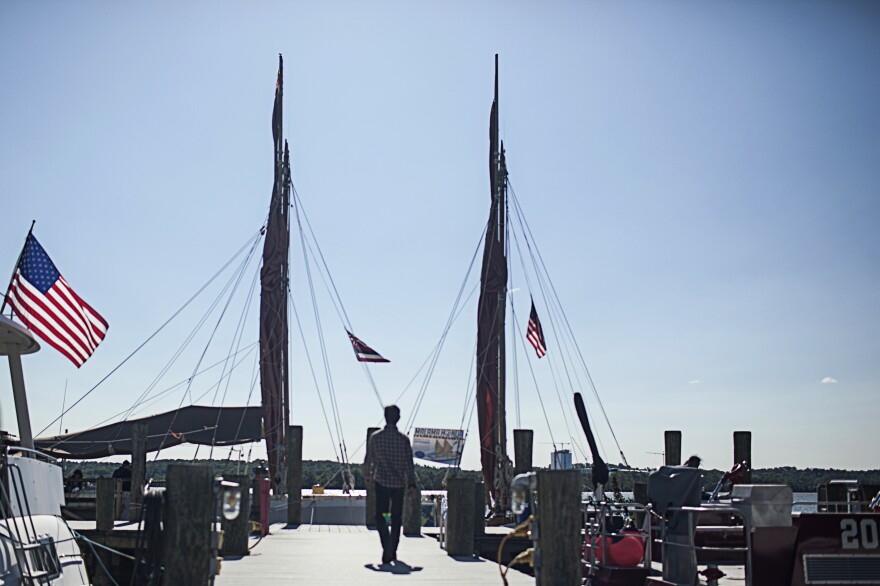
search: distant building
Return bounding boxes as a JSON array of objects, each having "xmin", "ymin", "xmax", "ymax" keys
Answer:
[{"xmin": 551, "ymin": 449, "xmax": 572, "ymax": 470}]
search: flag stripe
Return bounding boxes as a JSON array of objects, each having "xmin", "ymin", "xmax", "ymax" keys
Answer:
[
  {"xmin": 11, "ymin": 278, "xmax": 92, "ymax": 362},
  {"xmin": 8, "ymin": 282, "xmax": 87, "ymax": 366},
  {"xmin": 7, "ymin": 233, "xmax": 108, "ymax": 367},
  {"xmin": 526, "ymin": 301, "xmax": 547, "ymax": 358}
]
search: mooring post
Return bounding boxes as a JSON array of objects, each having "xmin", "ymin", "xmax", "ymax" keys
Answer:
[
  {"xmin": 664, "ymin": 430, "xmax": 682, "ymax": 466},
  {"xmin": 733, "ymin": 431, "xmax": 752, "ymax": 483},
  {"xmin": 536, "ymin": 469, "xmax": 581, "ymax": 586},
  {"xmin": 473, "ymin": 481, "xmax": 486, "ymax": 537},
  {"xmin": 513, "ymin": 429, "xmax": 534, "ymax": 475},
  {"xmin": 403, "ymin": 486, "xmax": 422, "ymax": 536},
  {"xmin": 445, "ymin": 477, "xmax": 475, "ymax": 556},
  {"xmin": 365, "ymin": 426, "xmax": 379, "ymax": 528},
  {"xmin": 221, "ymin": 473, "xmax": 250, "ymax": 556},
  {"xmin": 130, "ymin": 421, "xmax": 147, "ymax": 520},
  {"xmin": 95, "ymin": 477, "xmax": 115, "ymax": 532},
  {"xmin": 287, "ymin": 425, "xmax": 303, "ymax": 525},
  {"xmin": 164, "ymin": 463, "xmax": 215, "ymax": 586},
  {"xmin": 633, "ymin": 481, "xmax": 648, "ymax": 526}
]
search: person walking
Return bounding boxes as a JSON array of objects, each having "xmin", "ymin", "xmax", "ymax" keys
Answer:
[{"xmin": 363, "ymin": 405, "xmax": 418, "ymax": 565}]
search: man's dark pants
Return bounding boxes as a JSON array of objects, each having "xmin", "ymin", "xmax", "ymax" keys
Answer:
[{"xmin": 374, "ymin": 481, "xmax": 404, "ymax": 561}]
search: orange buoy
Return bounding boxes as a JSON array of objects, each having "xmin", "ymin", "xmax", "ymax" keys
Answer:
[{"xmin": 592, "ymin": 529, "xmax": 644, "ymax": 568}]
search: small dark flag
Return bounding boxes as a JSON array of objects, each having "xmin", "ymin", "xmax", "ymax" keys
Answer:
[
  {"xmin": 347, "ymin": 331, "xmax": 389, "ymax": 363},
  {"xmin": 526, "ymin": 301, "xmax": 547, "ymax": 358}
]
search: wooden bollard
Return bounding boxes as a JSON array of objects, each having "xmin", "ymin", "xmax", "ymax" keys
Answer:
[
  {"xmin": 513, "ymin": 429, "xmax": 534, "ymax": 475},
  {"xmin": 445, "ymin": 477, "xmax": 475, "ymax": 557},
  {"xmin": 536, "ymin": 469, "xmax": 581, "ymax": 586},
  {"xmin": 365, "ymin": 427, "xmax": 380, "ymax": 528},
  {"xmin": 403, "ymin": 487, "xmax": 421, "ymax": 536},
  {"xmin": 664, "ymin": 430, "xmax": 682, "ymax": 466},
  {"xmin": 96, "ymin": 477, "xmax": 115, "ymax": 532},
  {"xmin": 221, "ymin": 474, "xmax": 250, "ymax": 556},
  {"xmin": 287, "ymin": 425, "xmax": 303, "ymax": 525},
  {"xmin": 473, "ymin": 481, "xmax": 485, "ymax": 537},
  {"xmin": 130, "ymin": 421, "xmax": 147, "ymax": 520},
  {"xmin": 733, "ymin": 431, "xmax": 752, "ymax": 483},
  {"xmin": 633, "ymin": 481, "xmax": 648, "ymax": 526},
  {"xmin": 164, "ymin": 463, "xmax": 215, "ymax": 586}
]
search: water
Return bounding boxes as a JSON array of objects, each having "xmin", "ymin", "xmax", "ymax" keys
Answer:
[{"xmin": 589, "ymin": 491, "xmax": 819, "ymax": 513}]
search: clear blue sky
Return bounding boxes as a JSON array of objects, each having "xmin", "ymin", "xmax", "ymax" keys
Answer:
[{"xmin": 1, "ymin": 0, "xmax": 878, "ymax": 472}]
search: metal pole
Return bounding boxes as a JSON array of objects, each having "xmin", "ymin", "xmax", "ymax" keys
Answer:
[{"xmin": 8, "ymin": 353, "xmax": 34, "ymax": 451}]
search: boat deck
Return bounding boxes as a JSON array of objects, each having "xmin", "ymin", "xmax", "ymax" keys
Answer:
[{"xmin": 214, "ymin": 523, "xmax": 533, "ymax": 585}]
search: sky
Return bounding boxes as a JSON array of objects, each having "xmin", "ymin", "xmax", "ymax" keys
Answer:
[{"xmin": 1, "ymin": 0, "xmax": 878, "ymax": 473}]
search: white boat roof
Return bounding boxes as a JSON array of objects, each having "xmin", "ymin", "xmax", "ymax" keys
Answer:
[{"xmin": 0, "ymin": 315, "xmax": 40, "ymax": 356}]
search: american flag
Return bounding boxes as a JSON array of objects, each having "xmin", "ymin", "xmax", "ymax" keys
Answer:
[
  {"xmin": 526, "ymin": 300, "xmax": 547, "ymax": 358},
  {"xmin": 6, "ymin": 234, "xmax": 108, "ymax": 367},
  {"xmin": 346, "ymin": 330, "xmax": 389, "ymax": 363}
]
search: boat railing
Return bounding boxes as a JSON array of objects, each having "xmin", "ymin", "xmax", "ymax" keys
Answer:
[
  {"xmin": 4, "ymin": 445, "xmax": 59, "ymax": 464},
  {"xmin": 582, "ymin": 500, "xmax": 653, "ymax": 573},
  {"xmin": 1, "ymin": 459, "xmax": 64, "ymax": 582},
  {"xmin": 656, "ymin": 504, "xmax": 753, "ymax": 585}
]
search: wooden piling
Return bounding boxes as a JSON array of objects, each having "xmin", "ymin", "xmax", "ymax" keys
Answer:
[
  {"xmin": 221, "ymin": 473, "xmax": 250, "ymax": 556},
  {"xmin": 287, "ymin": 425, "xmax": 303, "ymax": 525},
  {"xmin": 513, "ymin": 429, "xmax": 534, "ymax": 475},
  {"xmin": 633, "ymin": 481, "xmax": 648, "ymax": 526},
  {"xmin": 95, "ymin": 477, "xmax": 115, "ymax": 532},
  {"xmin": 536, "ymin": 469, "xmax": 581, "ymax": 586},
  {"xmin": 473, "ymin": 481, "xmax": 485, "ymax": 537},
  {"xmin": 365, "ymin": 426, "xmax": 379, "ymax": 527},
  {"xmin": 164, "ymin": 463, "xmax": 215, "ymax": 586},
  {"xmin": 445, "ymin": 477, "xmax": 475, "ymax": 557},
  {"xmin": 664, "ymin": 430, "xmax": 682, "ymax": 466},
  {"xmin": 733, "ymin": 431, "xmax": 752, "ymax": 483},
  {"xmin": 403, "ymin": 487, "xmax": 421, "ymax": 536},
  {"xmin": 130, "ymin": 421, "xmax": 147, "ymax": 520}
]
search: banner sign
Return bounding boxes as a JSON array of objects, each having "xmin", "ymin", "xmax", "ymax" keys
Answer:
[{"xmin": 412, "ymin": 428, "xmax": 464, "ymax": 465}]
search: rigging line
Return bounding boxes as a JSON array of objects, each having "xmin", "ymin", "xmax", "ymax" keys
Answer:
[
  {"xmin": 292, "ymin": 199, "xmax": 349, "ymax": 464},
  {"xmin": 401, "ymin": 228, "xmax": 486, "ymax": 431},
  {"xmin": 209, "ymin": 254, "xmax": 262, "ymax": 458},
  {"xmin": 291, "ymin": 188, "xmax": 353, "ymax": 329},
  {"xmin": 508, "ymin": 302, "xmax": 556, "ymax": 447},
  {"xmin": 507, "ymin": 202, "xmax": 583, "ymax": 441},
  {"xmin": 35, "ymin": 228, "xmax": 264, "ymax": 438},
  {"xmin": 153, "ymin": 236, "xmax": 259, "ymax": 463},
  {"xmin": 506, "ymin": 189, "xmax": 594, "ymax": 440},
  {"xmin": 56, "ymin": 343, "xmax": 259, "ymax": 439},
  {"xmin": 507, "ymin": 196, "xmax": 597, "ymax": 463},
  {"xmin": 508, "ymin": 282, "xmax": 521, "ymax": 430},
  {"xmin": 397, "ymin": 283, "xmax": 479, "ymax": 430},
  {"xmin": 211, "ymin": 251, "xmax": 261, "ymax": 406},
  {"xmin": 232, "ymin": 348, "xmax": 262, "ymax": 444},
  {"xmin": 288, "ymin": 287, "xmax": 341, "ymax": 463},
  {"xmin": 115, "ymin": 235, "xmax": 261, "ymax": 437},
  {"xmin": 508, "ymin": 184, "xmax": 627, "ymax": 466},
  {"xmin": 290, "ymin": 196, "xmax": 383, "ymax": 410}
]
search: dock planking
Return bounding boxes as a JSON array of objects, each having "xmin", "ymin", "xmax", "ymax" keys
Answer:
[{"xmin": 214, "ymin": 523, "xmax": 533, "ymax": 585}]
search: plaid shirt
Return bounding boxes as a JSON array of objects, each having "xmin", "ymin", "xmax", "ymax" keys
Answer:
[{"xmin": 364, "ymin": 425, "xmax": 417, "ymax": 489}]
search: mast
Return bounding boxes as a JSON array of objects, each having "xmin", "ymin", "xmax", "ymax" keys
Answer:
[
  {"xmin": 260, "ymin": 54, "xmax": 290, "ymax": 492},
  {"xmin": 476, "ymin": 54, "xmax": 512, "ymax": 513}
]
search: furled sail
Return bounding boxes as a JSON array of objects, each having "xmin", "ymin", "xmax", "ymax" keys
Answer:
[
  {"xmin": 259, "ymin": 55, "xmax": 291, "ymax": 490},
  {"xmin": 33, "ymin": 405, "xmax": 263, "ymax": 459},
  {"xmin": 476, "ymin": 55, "xmax": 510, "ymax": 510}
]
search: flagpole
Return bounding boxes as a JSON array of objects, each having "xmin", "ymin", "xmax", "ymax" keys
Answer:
[{"xmin": 0, "ymin": 220, "xmax": 36, "ymax": 316}]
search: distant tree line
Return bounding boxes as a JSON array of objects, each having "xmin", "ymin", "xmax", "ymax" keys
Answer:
[{"xmin": 63, "ymin": 459, "xmax": 880, "ymax": 493}]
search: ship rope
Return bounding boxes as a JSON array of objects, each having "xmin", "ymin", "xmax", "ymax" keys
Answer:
[
  {"xmin": 508, "ymin": 179, "xmax": 629, "ymax": 468},
  {"xmin": 36, "ymin": 228, "xmax": 265, "ymax": 445}
]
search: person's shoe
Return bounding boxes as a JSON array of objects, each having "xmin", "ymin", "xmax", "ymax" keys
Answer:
[{"xmin": 381, "ymin": 551, "xmax": 393, "ymax": 565}]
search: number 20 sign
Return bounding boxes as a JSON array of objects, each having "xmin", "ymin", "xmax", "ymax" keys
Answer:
[{"xmin": 841, "ymin": 518, "xmax": 879, "ymax": 549}]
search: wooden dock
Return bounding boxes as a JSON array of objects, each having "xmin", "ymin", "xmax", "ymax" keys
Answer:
[{"xmin": 214, "ymin": 523, "xmax": 533, "ymax": 585}]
